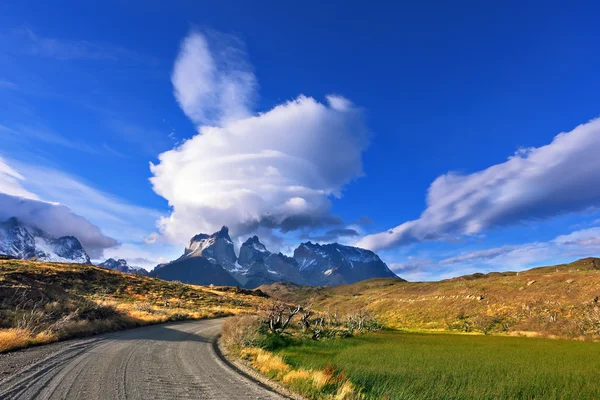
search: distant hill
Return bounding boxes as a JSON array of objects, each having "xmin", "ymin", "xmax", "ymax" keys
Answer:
[{"xmin": 258, "ymin": 257, "xmax": 600, "ymax": 339}]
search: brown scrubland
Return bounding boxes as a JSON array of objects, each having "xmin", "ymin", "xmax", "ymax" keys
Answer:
[
  {"xmin": 259, "ymin": 257, "xmax": 600, "ymax": 340},
  {"xmin": 0, "ymin": 259, "xmax": 268, "ymax": 353}
]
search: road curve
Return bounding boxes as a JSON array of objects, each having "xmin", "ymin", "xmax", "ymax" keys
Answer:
[{"xmin": 0, "ymin": 319, "xmax": 284, "ymax": 400}]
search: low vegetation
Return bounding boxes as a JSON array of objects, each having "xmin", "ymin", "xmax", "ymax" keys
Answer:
[
  {"xmin": 0, "ymin": 259, "xmax": 268, "ymax": 353},
  {"xmin": 223, "ymin": 307, "xmax": 600, "ymax": 399},
  {"xmin": 260, "ymin": 257, "xmax": 600, "ymax": 340},
  {"xmin": 222, "ymin": 302, "xmax": 381, "ymax": 399},
  {"xmin": 279, "ymin": 331, "xmax": 600, "ymax": 399},
  {"xmin": 222, "ymin": 259, "xmax": 600, "ymax": 399}
]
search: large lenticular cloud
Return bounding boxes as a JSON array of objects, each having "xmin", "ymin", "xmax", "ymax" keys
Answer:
[{"xmin": 150, "ymin": 31, "xmax": 369, "ymax": 243}]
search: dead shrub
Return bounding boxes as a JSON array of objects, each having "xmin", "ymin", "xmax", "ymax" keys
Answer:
[{"xmin": 221, "ymin": 315, "xmax": 261, "ymax": 351}]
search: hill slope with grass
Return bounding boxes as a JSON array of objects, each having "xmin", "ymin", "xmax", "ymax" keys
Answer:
[
  {"xmin": 0, "ymin": 259, "xmax": 268, "ymax": 353},
  {"xmin": 259, "ymin": 257, "xmax": 600, "ymax": 339}
]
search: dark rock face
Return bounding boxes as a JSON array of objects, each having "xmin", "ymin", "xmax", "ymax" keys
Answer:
[
  {"xmin": 149, "ymin": 257, "xmax": 238, "ymax": 286},
  {"xmin": 0, "ymin": 217, "xmax": 38, "ymax": 260},
  {"xmin": 0, "ymin": 217, "xmax": 91, "ymax": 264},
  {"xmin": 151, "ymin": 226, "xmax": 239, "ymax": 286},
  {"xmin": 242, "ymin": 259, "xmax": 278, "ymax": 289},
  {"xmin": 264, "ymin": 253, "xmax": 307, "ymax": 285},
  {"xmin": 52, "ymin": 236, "xmax": 90, "ymax": 263},
  {"xmin": 99, "ymin": 258, "xmax": 148, "ymax": 275},
  {"xmin": 294, "ymin": 242, "xmax": 397, "ymax": 286},
  {"xmin": 238, "ymin": 236, "xmax": 270, "ymax": 267},
  {"xmin": 235, "ymin": 236, "xmax": 307, "ymax": 288},
  {"xmin": 182, "ymin": 226, "xmax": 237, "ymax": 270}
]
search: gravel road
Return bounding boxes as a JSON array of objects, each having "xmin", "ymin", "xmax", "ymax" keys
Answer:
[{"xmin": 0, "ymin": 318, "xmax": 284, "ymax": 399}]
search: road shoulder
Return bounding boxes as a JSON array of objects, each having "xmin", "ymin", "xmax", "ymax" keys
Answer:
[{"xmin": 214, "ymin": 337, "xmax": 304, "ymax": 400}]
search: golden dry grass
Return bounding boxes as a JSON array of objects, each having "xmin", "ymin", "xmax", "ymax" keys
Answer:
[
  {"xmin": 241, "ymin": 348, "xmax": 290, "ymax": 376},
  {"xmin": 0, "ymin": 329, "xmax": 59, "ymax": 353},
  {"xmin": 240, "ymin": 346, "xmax": 362, "ymax": 399},
  {"xmin": 0, "ymin": 329, "xmax": 31, "ymax": 353},
  {"xmin": 0, "ymin": 259, "xmax": 269, "ymax": 353},
  {"xmin": 281, "ymin": 368, "xmax": 312, "ymax": 384},
  {"xmin": 260, "ymin": 257, "xmax": 600, "ymax": 339}
]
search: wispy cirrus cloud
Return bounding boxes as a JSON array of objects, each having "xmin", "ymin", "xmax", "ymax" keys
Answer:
[
  {"xmin": 391, "ymin": 225, "xmax": 600, "ymax": 281},
  {"xmin": 300, "ymin": 228, "xmax": 361, "ymax": 243},
  {"xmin": 0, "ymin": 157, "xmax": 172, "ymax": 261},
  {"xmin": 0, "ymin": 157, "xmax": 118, "ymax": 258},
  {"xmin": 171, "ymin": 30, "xmax": 256, "ymax": 126},
  {"xmin": 0, "ymin": 80, "xmax": 17, "ymax": 89},
  {"xmin": 0, "ymin": 124, "xmax": 115, "ymax": 156},
  {"xmin": 358, "ymin": 118, "xmax": 600, "ymax": 252},
  {"xmin": 2, "ymin": 28, "xmax": 156, "ymax": 64}
]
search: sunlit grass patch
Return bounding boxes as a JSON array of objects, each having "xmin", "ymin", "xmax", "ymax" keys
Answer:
[
  {"xmin": 278, "ymin": 331, "xmax": 600, "ymax": 399},
  {"xmin": 240, "ymin": 346, "xmax": 362, "ymax": 399}
]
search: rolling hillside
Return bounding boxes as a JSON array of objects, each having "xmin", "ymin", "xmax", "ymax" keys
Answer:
[
  {"xmin": 259, "ymin": 257, "xmax": 600, "ymax": 339},
  {"xmin": 0, "ymin": 259, "xmax": 268, "ymax": 353}
]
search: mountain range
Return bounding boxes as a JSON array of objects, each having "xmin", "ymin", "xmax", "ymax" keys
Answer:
[
  {"xmin": 0, "ymin": 217, "xmax": 90, "ymax": 264},
  {"xmin": 149, "ymin": 226, "xmax": 399, "ymax": 288},
  {"xmin": 0, "ymin": 217, "xmax": 399, "ymax": 288}
]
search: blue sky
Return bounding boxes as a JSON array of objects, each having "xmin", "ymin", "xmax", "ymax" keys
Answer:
[{"xmin": 2, "ymin": 1, "xmax": 600, "ymax": 279}]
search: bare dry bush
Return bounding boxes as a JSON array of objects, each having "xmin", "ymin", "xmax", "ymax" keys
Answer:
[
  {"xmin": 345, "ymin": 310, "xmax": 380, "ymax": 334},
  {"xmin": 221, "ymin": 315, "xmax": 262, "ymax": 351},
  {"xmin": 262, "ymin": 301, "xmax": 301, "ymax": 335}
]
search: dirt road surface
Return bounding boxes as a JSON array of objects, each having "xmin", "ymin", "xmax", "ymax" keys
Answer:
[{"xmin": 0, "ymin": 318, "xmax": 284, "ymax": 399}]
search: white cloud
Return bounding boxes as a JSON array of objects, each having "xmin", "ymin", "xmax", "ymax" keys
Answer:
[
  {"xmin": 0, "ymin": 193, "xmax": 118, "ymax": 258},
  {"xmin": 0, "ymin": 158, "xmax": 118, "ymax": 257},
  {"xmin": 0, "ymin": 157, "xmax": 170, "ymax": 259},
  {"xmin": 439, "ymin": 243, "xmax": 552, "ymax": 269},
  {"xmin": 152, "ymin": 31, "xmax": 369, "ymax": 244},
  {"xmin": 8, "ymin": 160, "xmax": 163, "ymax": 243},
  {"xmin": 437, "ymin": 226, "xmax": 600, "ymax": 271},
  {"xmin": 171, "ymin": 31, "xmax": 256, "ymax": 126},
  {"xmin": 358, "ymin": 118, "xmax": 600, "ymax": 251},
  {"xmin": 0, "ymin": 157, "xmax": 38, "ymax": 199},
  {"xmin": 553, "ymin": 227, "xmax": 600, "ymax": 246},
  {"xmin": 386, "ymin": 225, "xmax": 600, "ymax": 281}
]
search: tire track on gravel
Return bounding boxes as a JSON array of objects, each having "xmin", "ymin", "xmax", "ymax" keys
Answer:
[{"xmin": 0, "ymin": 319, "xmax": 284, "ymax": 400}]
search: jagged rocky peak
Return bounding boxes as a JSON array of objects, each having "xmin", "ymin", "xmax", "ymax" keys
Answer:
[
  {"xmin": 0, "ymin": 217, "xmax": 90, "ymax": 264},
  {"xmin": 99, "ymin": 258, "xmax": 147, "ymax": 275},
  {"xmin": 151, "ymin": 225, "xmax": 400, "ymax": 288},
  {"xmin": 100, "ymin": 258, "xmax": 128, "ymax": 269},
  {"xmin": 294, "ymin": 241, "xmax": 397, "ymax": 286},
  {"xmin": 0, "ymin": 217, "xmax": 38, "ymax": 259},
  {"xmin": 238, "ymin": 235, "xmax": 271, "ymax": 267},
  {"xmin": 264, "ymin": 252, "xmax": 307, "ymax": 285},
  {"xmin": 183, "ymin": 226, "xmax": 237, "ymax": 268}
]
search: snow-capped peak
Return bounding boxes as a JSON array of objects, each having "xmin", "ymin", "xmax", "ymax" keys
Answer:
[{"xmin": 0, "ymin": 217, "xmax": 90, "ymax": 264}]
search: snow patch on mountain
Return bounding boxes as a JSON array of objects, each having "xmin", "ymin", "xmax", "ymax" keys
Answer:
[{"xmin": 0, "ymin": 217, "xmax": 90, "ymax": 263}]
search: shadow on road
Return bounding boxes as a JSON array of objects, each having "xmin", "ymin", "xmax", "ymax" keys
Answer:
[{"xmin": 107, "ymin": 321, "xmax": 216, "ymax": 343}]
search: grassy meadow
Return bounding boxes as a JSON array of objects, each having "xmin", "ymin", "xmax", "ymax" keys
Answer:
[
  {"xmin": 277, "ymin": 331, "xmax": 600, "ymax": 399},
  {"xmin": 0, "ymin": 260, "xmax": 268, "ymax": 353}
]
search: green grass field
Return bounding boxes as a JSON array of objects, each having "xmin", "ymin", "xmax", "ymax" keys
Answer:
[{"xmin": 278, "ymin": 331, "xmax": 600, "ymax": 399}]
